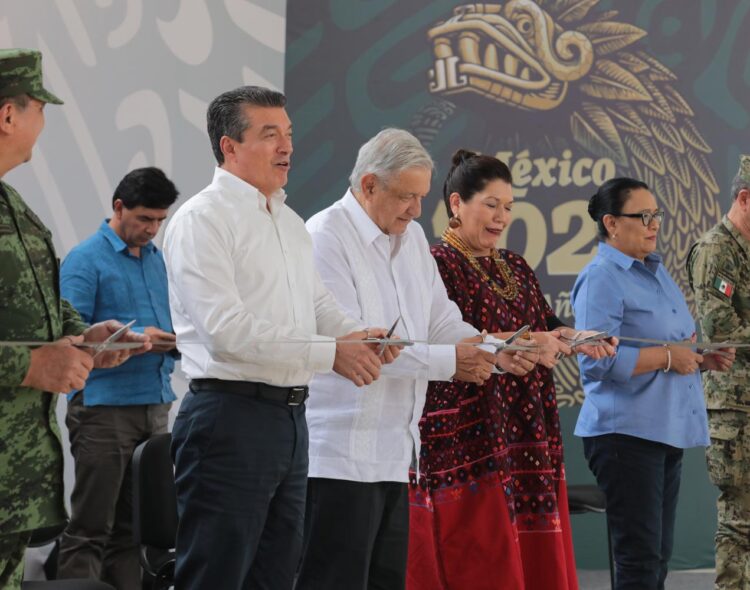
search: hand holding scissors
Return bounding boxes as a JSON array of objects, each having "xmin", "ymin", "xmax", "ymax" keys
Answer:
[{"xmin": 376, "ymin": 316, "xmax": 401, "ymax": 357}]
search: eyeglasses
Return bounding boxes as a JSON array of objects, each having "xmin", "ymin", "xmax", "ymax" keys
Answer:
[{"xmin": 616, "ymin": 210, "xmax": 665, "ymax": 226}]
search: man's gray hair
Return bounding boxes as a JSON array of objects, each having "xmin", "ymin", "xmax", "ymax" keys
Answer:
[
  {"xmin": 349, "ymin": 128, "xmax": 434, "ymax": 190},
  {"xmin": 731, "ymin": 174, "xmax": 750, "ymax": 200}
]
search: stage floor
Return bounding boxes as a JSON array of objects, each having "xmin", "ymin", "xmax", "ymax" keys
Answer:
[{"xmin": 579, "ymin": 569, "xmax": 714, "ymax": 589}]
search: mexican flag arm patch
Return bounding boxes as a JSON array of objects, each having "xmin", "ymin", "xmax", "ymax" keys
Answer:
[{"xmin": 714, "ymin": 276, "xmax": 734, "ymax": 297}]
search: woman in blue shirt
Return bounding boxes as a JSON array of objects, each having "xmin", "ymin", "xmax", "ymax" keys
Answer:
[{"xmin": 572, "ymin": 177, "xmax": 734, "ymax": 590}]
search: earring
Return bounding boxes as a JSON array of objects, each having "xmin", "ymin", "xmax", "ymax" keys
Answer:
[
  {"xmin": 449, "ymin": 216, "xmax": 462, "ymax": 229},
  {"xmin": 611, "ymin": 232, "xmax": 617, "ymax": 239}
]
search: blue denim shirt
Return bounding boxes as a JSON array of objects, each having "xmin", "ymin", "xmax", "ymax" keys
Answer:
[
  {"xmin": 571, "ymin": 242, "xmax": 709, "ymax": 449},
  {"xmin": 61, "ymin": 221, "xmax": 176, "ymax": 406}
]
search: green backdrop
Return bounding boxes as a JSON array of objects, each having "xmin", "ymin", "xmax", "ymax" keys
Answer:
[{"xmin": 284, "ymin": 0, "xmax": 750, "ymax": 569}]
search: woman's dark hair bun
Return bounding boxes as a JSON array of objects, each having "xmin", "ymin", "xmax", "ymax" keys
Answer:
[
  {"xmin": 451, "ymin": 149, "xmax": 477, "ymax": 167},
  {"xmin": 442, "ymin": 149, "xmax": 513, "ymax": 219},
  {"xmin": 587, "ymin": 193, "xmax": 600, "ymax": 221},
  {"xmin": 588, "ymin": 177, "xmax": 650, "ymax": 240}
]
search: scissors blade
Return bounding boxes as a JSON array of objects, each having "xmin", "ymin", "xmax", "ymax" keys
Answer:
[
  {"xmin": 571, "ymin": 331, "xmax": 610, "ymax": 348},
  {"xmin": 377, "ymin": 316, "xmax": 402, "ymax": 355},
  {"xmin": 479, "ymin": 327, "xmax": 534, "ymax": 352},
  {"xmin": 504, "ymin": 325, "xmax": 531, "ymax": 346},
  {"xmin": 93, "ymin": 319, "xmax": 136, "ymax": 358}
]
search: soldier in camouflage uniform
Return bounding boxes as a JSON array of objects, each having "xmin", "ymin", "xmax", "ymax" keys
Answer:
[
  {"xmin": 688, "ymin": 154, "xmax": 750, "ymax": 590},
  {"xmin": 0, "ymin": 49, "xmax": 149, "ymax": 588}
]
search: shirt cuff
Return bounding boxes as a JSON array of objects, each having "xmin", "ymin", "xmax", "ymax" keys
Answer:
[
  {"xmin": 428, "ymin": 345, "xmax": 456, "ymax": 381},
  {"xmin": 308, "ymin": 335, "xmax": 337, "ymax": 373},
  {"xmin": 608, "ymin": 345, "xmax": 640, "ymax": 383}
]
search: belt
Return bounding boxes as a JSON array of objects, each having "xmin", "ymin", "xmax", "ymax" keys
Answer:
[{"xmin": 189, "ymin": 379, "xmax": 309, "ymax": 406}]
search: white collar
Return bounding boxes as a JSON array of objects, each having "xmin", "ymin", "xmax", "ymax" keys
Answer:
[
  {"xmin": 341, "ymin": 189, "xmax": 410, "ymax": 253},
  {"xmin": 212, "ymin": 167, "xmax": 288, "ymax": 216}
]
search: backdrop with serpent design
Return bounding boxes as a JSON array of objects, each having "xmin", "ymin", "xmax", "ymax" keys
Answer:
[
  {"xmin": 1, "ymin": 0, "xmax": 747, "ymax": 573},
  {"xmin": 286, "ymin": 0, "xmax": 749, "ymax": 568}
]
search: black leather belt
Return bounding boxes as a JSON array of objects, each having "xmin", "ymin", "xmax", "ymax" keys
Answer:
[{"xmin": 189, "ymin": 379, "xmax": 309, "ymax": 406}]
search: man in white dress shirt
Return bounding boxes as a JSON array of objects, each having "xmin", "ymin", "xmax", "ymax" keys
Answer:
[
  {"xmin": 163, "ymin": 86, "xmax": 396, "ymax": 590},
  {"xmin": 296, "ymin": 128, "xmax": 536, "ymax": 589}
]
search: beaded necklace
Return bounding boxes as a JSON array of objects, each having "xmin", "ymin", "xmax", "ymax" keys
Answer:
[{"xmin": 441, "ymin": 228, "xmax": 519, "ymax": 301}]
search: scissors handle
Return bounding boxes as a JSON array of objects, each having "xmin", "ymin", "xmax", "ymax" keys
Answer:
[{"xmin": 93, "ymin": 319, "xmax": 136, "ymax": 359}]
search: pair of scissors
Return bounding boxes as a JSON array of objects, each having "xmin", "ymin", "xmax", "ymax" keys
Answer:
[
  {"xmin": 481, "ymin": 325, "xmax": 533, "ymax": 353},
  {"xmin": 503, "ymin": 325, "xmax": 531, "ymax": 347},
  {"xmin": 558, "ymin": 330, "xmax": 611, "ymax": 359},
  {"xmin": 484, "ymin": 326, "xmax": 534, "ymax": 374},
  {"xmin": 91, "ymin": 319, "xmax": 136, "ymax": 359},
  {"xmin": 567, "ymin": 331, "xmax": 610, "ymax": 348},
  {"xmin": 377, "ymin": 315, "xmax": 401, "ymax": 356}
]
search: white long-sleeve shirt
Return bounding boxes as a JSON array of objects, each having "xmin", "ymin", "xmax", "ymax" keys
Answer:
[
  {"xmin": 163, "ymin": 167, "xmax": 359, "ymax": 386},
  {"xmin": 305, "ymin": 190, "xmax": 479, "ymax": 483}
]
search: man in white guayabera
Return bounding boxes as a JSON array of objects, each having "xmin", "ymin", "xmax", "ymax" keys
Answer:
[{"xmin": 163, "ymin": 86, "xmax": 399, "ymax": 590}]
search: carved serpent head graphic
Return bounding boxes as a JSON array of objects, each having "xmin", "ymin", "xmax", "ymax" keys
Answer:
[{"xmin": 422, "ymin": 0, "xmax": 722, "ymax": 405}]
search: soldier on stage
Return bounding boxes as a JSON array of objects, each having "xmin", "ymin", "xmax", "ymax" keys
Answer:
[
  {"xmin": 688, "ymin": 154, "xmax": 750, "ymax": 590},
  {"xmin": 0, "ymin": 48, "xmax": 147, "ymax": 588}
]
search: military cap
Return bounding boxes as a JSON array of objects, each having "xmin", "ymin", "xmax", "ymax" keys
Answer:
[
  {"xmin": 0, "ymin": 49, "xmax": 62, "ymax": 105},
  {"xmin": 739, "ymin": 154, "xmax": 750, "ymax": 184}
]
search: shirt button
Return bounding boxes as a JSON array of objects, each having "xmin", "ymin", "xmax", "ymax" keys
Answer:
[
  {"xmin": 672, "ymin": 309, "xmax": 677, "ymax": 313},
  {"xmin": 692, "ymin": 410, "xmax": 697, "ymax": 415}
]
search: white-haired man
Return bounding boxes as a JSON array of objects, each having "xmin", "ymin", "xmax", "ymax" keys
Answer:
[{"xmin": 296, "ymin": 129, "xmax": 538, "ymax": 589}]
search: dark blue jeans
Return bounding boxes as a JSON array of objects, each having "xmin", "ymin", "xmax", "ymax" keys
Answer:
[
  {"xmin": 583, "ymin": 434, "xmax": 683, "ymax": 590},
  {"xmin": 171, "ymin": 388, "xmax": 308, "ymax": 590}
]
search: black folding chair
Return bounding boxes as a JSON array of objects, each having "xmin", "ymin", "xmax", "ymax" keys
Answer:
[
  {"xmin": 132, "ymin": 433, "xmax": 178, "ymax": 590},
  {"xmin": 567, "ymin": 484, "xmax": 615, "ymax": 590}
]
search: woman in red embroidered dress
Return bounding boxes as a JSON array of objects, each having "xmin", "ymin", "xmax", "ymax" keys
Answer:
[{"xmin": 407, "ymin": 150, "xmax": 615, "ymax": 590}]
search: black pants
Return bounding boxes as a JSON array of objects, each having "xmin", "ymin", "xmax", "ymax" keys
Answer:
[
  {"xmin": 171, "ymin": 388, "xmax": 308, "ymax": 590},
  {"xmin": 296, "ymin": 478, "xmax": 409, "ymax": 590},
  {"xmin": 57, "ymin": 393, "xmax": 170, "ymax": 590},
  {"xmin": 584, "ymin": 434, "xmax": 683, "ymax": 590}
]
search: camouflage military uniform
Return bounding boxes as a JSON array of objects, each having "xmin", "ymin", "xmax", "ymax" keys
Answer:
[
  {"xmin": 0, "ymin": 181, "xmax": 87, "ymax": 584},
  {"xmin": 688, "ymin": 160, "xmax": 750, "ymax": 589}
]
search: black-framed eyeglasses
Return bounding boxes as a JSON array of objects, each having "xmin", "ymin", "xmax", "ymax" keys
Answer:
[{"xmin": 617, "ymin": 210, "xmax": 665, "ymax": 226}]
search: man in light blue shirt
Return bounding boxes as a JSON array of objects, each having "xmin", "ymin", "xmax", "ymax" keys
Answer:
[{"xmin": 57, "ymin": 167, "xmax": 179, "ymax": 589}]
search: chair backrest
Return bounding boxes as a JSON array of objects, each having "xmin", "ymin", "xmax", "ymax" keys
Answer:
[{"xmin": 132, "ymin": 433, "xmax": 178, "ymax": 550}]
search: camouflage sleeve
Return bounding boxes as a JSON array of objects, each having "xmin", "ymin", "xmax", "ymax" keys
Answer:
[
  {"xmin": 61, "ymin": 297, "xmax": 88, "ymax": 337},
  {"xmin": 0, "ymin": 344, "xmax": 31, "ymax": 387},
  {"xmin": 0, "ymin": 300, "xmax": 84, "ymax": 387},
  {"xmin": 689, "ymin": 241, "xmax": 750, "ymax": 342}
]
